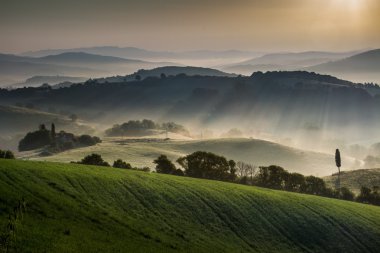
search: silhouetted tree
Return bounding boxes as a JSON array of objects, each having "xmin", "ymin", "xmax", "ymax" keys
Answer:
[
  {"xmin": 237, "ymin": 161, "xmax": 257, "ymax": 182},
  {"xmin": 0, "ymin": 150, "xmax": 15, "ymax": 159},
  {"xmin": 154, "ymin": 155, "xmax": 177, "ymax": 174},
  {"xmin": 135, "ymin": 75, "xmax": 141, "ymax": 81},
  {"xmin": 77, "ymin": 135, "xmax": 101, "ymax": 146},
  {"xmin": 51, "ymin": 123, "xmax": 56, "ymax": 138},
  {"xmin": 173, "ymin": 168, "xmax": 185, "ymax": 176},
  {"xmin": 335, "ymin": 187, "xmax": 355, "ymax": 201},
  {"xmin": 228, "ymin": 160, "xmax": 237, "ymax": 181},
  {"xmin": 284, "ymin": 173, "xmax": 305, "ymax": 192},
  {"xmin": 255, "ymin": 165, "xmax": 288, "ymax": 189},
  {"xmin": 357, "ymin": 186, "xmax": 372, "ymax": 203},
  {"xmin": 335, "ymin": 149, "xmax": 341, "ymax": 189},
  {"xmin": 177, "ymin": 151, "xmax": 236, "ymax": 181},
  {"xmin": 113, "ymin": 159, "xmax": 132, "ymax": 169},
  {"xmin": 77, "ymin": 153, "xmax": 110, "ymax": 166},
  {"xmin": 18, "ymin": 127, "xmax": 52, "ymax": 151},
  {"xmin": 302, "ymin": 176, "xmax": 327, "ymax": 195}
]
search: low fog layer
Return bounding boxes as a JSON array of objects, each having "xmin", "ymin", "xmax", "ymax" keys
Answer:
[{"xmin": 1, "ymin": 70, "xmax": 380, "ymax": 173}]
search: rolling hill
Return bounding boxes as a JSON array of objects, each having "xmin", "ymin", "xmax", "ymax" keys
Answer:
[
  {"xmin": 0, "ymin": 105, "xmax": 94, "ymax": 150},
  {"xmin": 324, "ymin": 168, "xmax": 380, "ymax": 193},
  {"xmin": 14, "ymin": 75, "xmax": 87, "ymax": 87},
  {"xmin": 0, "ymin": 52, "xmax": 179, "ymax": 86},
  {"xmin": 21, "ymin": 46, "xmax": 261, "ymax": 61},
  {"xmin": 221, "ymin": 51, "xmax": 358, "ymax": 75},
  {"xmin": 0, "ymin": 159, "xmax": 379, "ymax": 252},
  {"xmin": 94, "ymin": 66, "xmax": 236, "ymax": 83},
  {"xmin": 26, "ymin": 138, "xmax": 355, "ymax": 176},
  {"xmin": 2, "ymin": 71, "xmax": 379, "ymax": 146},
  {"xmin": 36, "ymin": 52, "xmax": 147, "ymax": 65},
  {"xmin": 307, "ymin": 49, "xmax": 380, "ymax": 83}
]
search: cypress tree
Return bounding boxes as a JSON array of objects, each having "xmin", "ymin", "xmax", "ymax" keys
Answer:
[{"xmin": 335, "ymin": 149, "xmax": 341, "ymax": 189}]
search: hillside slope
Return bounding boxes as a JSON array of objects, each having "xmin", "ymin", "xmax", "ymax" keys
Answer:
[
  {"xmin": 0, "ymin": 52, "xmax": 179, "ymax": 86},
  {"xmin": 307, "ymin": 49, "xmax": 380, "ymax": 83},
  {"xmin": 0, "ymin": 105, "xmax": 94, "ymax": 150},
  {"xmin": 27, "ymin": 138, "xmax": 354, "ymax": 176},
  {"xmin": 324, "ymin": 168, "xmax": 380, "ymax": 193},
  {"xmin": 0, "ymin": 159, "xmax": 379, "ymax": 252},
  {"xmin": 93, "ymin": 66, "xmax": 235, "ymax": 83},
  {"xmin": 221, "ymin": 51, "xmax": 357, "ymax": 75},
  {"xmin": 0, "ymin": 105, "xmax": 93, "ymax": 135},
  {"xmin": 2, "ymin": 72, "xmax": 377, "ymax": 144}
]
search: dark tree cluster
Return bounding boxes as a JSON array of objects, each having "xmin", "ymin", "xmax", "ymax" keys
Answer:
[
  {"xmin": 177, "ymin": 151, "xmax": 236, "ymax": 181},
  {"xmin": 153, "ymin": 155, "xmax": 184, "ymax": 176},
  {"xmin": 19, "ymin": 124, "xmax": 52, "ymax": 151},
  {"xmin": 76, "ymin": 153, "xmax": 110, "ymax": 167},
  {"xmin": 75, "ymin": 154, "xmax": 150, "ymax": 172},
  {"xmin": 18, "ymin": 124, "xmax": 101, "ymax": 153},
  {"xmin": 153, "ymin": 151, "xmax": 236, "ymax": 182},
  {"xmin": 105, "ymin": 119, "xmax": 189, "ymax": 137},
  {"xmin": 357, "ymin": 186, "xmax": 380, "ymax": 205},
  {"xmin": 113, "ymin": 159, "xmax": 132, "ymax": 169},
  {"xmin": 0, "ymin": 149, "xmax": 15, "ymax": 159},
  {"xmin": 242, "ymin": 165, "xmax": 356, "ymax": 200},
  {"xmin": 152, "ymin": 152, "xmax": 370, "ymax": 205}
]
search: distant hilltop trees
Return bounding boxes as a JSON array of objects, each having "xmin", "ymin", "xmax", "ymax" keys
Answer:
[
  {"xmin": 18, "ymin": 123, "xmax": 101, "ymax": 154},
  {"xmin": 0, "ymin": 149, "xmax": 15, "ymax": 159},
  {"xmin": 105, "ymin": 119, "xmax": 190, "ymax": 137}
]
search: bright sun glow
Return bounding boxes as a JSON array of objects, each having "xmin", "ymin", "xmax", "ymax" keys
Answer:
[{"xmin": 335, "ymin": 0, "xmax": 362, "ymax": 9}]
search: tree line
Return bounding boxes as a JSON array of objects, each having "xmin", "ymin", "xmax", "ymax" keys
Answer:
[
  {"xmin": 56, "ymin": 151, "xmax": 380, "ymax": 207},
  {"xmin": 151, "ymin": 151, "xmax": 379, "ymax": 206},
  {"xmin": 105, "ymin": 119, "xmax": 190, "ymax": 137},
  {"xmin": 73, "ymin": 153, "xmax": 150, "ymax": 172}
]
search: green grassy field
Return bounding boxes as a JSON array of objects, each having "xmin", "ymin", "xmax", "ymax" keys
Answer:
[
  {"xmin": 24, "ymin": 137, "xmax": 357, "ymax": 176},
  {"xmin": 0, "ymin": 159, "xmax": 379, "ymax": 252},
  {"xmin": 324, "ymin": 168, "xmax": 380, "ymax": 193}
]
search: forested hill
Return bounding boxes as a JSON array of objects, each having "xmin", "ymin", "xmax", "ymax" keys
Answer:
[{"xmin": 0, "ymin": 71, "xmax": 379, "ymax": 141}]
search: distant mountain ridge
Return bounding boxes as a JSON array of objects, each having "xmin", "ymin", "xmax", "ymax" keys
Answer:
[
  {"xmin": 37, "ymin": 52, "xmax": 146, "ymax": 64},
  {"xmin": 21, "ymin": 46, "xmax": 261, "ymax": 60},
  {"xmin": 0, "ymin": 52, "xmax": 181, "ymax": 86},
  {"xmin": 306, "ymin": 49, "xmax": 380, "ymax": 84},
  {"xmin": 220, "ymin": 50, "xmax": 361, "ymax": 75}
]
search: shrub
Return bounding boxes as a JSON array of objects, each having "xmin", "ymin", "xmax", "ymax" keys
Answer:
[
  {"xmin": 113, "ymin": 159, "xmax": 132, "ymax": 169},
  {"xmin": 336, "ymin": 187, "xmax": 355, "ymax": 201},
  {"xmin": 78, "ymin": 135, "xmax": 101, "ymax": 146},
  {"xmin": 78, "ymin": 154, "xmax": 110, "ymax": 167}
]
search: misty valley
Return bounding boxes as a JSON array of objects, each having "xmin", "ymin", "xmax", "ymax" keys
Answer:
[
  {"xmin": 1, "ymin": 1, "xmax": 380, "ymax": 252},
  {"xmin": 1, "ymin": 49, "xmax": 380, "ymax": 253}
]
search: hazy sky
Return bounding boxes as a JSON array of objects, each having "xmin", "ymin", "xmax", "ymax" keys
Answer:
[{"xmin": 1, "ymin": 0, "xmax": 379, "ymax": 53}]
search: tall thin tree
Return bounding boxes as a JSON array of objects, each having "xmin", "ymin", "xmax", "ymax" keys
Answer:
[
  {"xmin": 51, "ymin": 123, "xmax": 56, "ymax": 138},
  {"xmin": 335, "ymin": 149, "xmax": 341, "ymax": 189}
]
